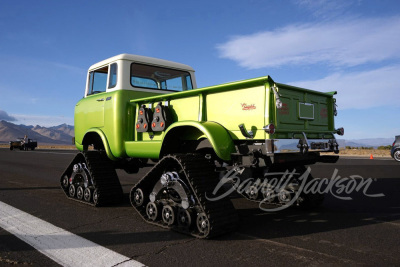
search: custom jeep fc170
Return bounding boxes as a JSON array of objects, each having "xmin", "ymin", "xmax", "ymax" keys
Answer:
[{"xmin": 61, "ymin": 54, "xmax": 344, "ymax": 238}]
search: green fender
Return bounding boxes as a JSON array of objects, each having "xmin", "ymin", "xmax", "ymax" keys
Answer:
[
  {"xmin": 163, "ymin": 121, "xmax": 236, "ymax": 161},
  {"xmin": 78, "ymin": 128, "xmax": 118, "ymax": 161}
]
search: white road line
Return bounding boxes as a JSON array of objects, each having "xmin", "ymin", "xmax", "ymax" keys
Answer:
[{"xmin": 0, "ymin": 201, "xmax": 145, "ymax": 267}]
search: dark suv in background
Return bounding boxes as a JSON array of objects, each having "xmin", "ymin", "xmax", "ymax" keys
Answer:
[{"xmin": 391, "ymin": 136, "xmax": 400, "ymax": 162}]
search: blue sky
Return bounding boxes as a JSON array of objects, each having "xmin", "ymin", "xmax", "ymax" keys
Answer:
[{"xmin": 0, "ymin": 0, "xmax": 399, "ymax": 139}]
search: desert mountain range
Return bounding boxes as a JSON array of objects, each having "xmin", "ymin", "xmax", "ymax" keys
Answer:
[{"xmin": 0, "ymin": 120, "xmax": 74, "ymax": 145}]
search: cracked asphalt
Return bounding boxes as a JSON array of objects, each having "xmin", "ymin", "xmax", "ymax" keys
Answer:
[{"xmin": 0, "ymin": 148, "xmax": 399, "ymax": 266}]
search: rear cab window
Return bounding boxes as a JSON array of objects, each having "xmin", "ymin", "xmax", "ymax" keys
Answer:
[{"xmin": 130, "ymin": 63, "xmax": 193, "ymax": 92}]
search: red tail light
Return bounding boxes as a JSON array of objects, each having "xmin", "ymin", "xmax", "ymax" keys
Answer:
[
  {"xmin": 264, "ymin": 124, "xmax": 275, "ymax": 134},
  {"xmin": 337, "ymin": 127, "xmax": 344, "ymax": 136}
]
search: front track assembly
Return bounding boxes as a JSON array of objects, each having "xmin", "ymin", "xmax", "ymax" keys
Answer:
[
  {"xmin": 60, "ymin": 151, "xmax": 123, "ymax": 206},
  {"xmin": 130, "ymin": 154, "xmax": 238, "ymax": 238}
]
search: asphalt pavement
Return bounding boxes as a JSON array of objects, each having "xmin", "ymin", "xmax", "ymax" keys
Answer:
[{"xmin": 0, "ymin": 148, "xmax": 399, "ymax": 266}]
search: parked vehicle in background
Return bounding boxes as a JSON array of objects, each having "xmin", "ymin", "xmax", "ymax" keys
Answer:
[
  {"xmin": 9, "ymin": 138, "xmax": 37, "ymax": 151},
  {"xmin": 391, "ymin": 136, "xmax": 400, "ymax": 162}
]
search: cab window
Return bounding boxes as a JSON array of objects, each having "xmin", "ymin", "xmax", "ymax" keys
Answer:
[
  {"xmin": 108, "ymin": 63, "xmax": 118, "ymax": 88},
  {"xmin": 87, "ymin": 66, "xmax": 108, "ymax": 95}
]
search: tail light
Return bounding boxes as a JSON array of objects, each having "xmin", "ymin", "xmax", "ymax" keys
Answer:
[{"xmin": 264, "ymin": 124, "xmax": 275, "ymax": 134}]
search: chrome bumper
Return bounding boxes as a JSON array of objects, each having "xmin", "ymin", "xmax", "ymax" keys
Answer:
[{"xmin": 265, "ymin": 133, "xmax": 339, "ymax": 154}]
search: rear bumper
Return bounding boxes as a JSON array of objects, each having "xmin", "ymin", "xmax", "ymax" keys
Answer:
[{"xmin": 265, "ymin": 136, "xmax": 339, "ymax": 155}]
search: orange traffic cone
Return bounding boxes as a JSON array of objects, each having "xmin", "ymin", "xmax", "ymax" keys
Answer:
[{"xmin": 370, "ymin": 154, "xmax": 374, "ymax": 159}]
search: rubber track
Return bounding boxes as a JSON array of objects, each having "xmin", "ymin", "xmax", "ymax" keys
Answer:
[
  {"xmin": 130, "ymin": 154, "xmax": 238, "ymax": 238},
  {"xmin": 60, "ymin": 151, "xmax": 123, "ymax": 206}
]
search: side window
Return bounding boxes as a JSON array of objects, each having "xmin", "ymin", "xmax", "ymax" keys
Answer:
[
  {"xmin": 108, "ymin": 63, "xmax": 117, "ymax": 88},
  {"xmin": 185, "ymin": 75, "xmax": 193, "ymax": 90},
  {"xmin": 87, "ymin": 66, "xmax": 108, "ymax": 95}
]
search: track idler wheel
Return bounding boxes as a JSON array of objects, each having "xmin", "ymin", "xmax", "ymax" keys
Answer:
[
  {"xmin": 196, "ymin": 212, "xmax": 210, "ymax": 237},
  {"xmin": 61, "ymin": 176, "xmax": 69, "ymax": 189},
  {"xmin": 93, "ymin": 189, "xmax": 99, "ymax": 205},
  {"xmin": 132, "ymin": 188, "xmax": 145, "ymax": 207}
]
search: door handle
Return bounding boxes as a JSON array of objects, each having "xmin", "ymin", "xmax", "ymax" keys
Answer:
[{"xmin": 97, "ymin": 98, "xmax": 104, "ymax": 102}]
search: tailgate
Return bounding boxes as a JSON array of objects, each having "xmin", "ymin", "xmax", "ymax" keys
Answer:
[{"xmin": 270, "ymin": 83, "xmax": 336, "ymax": 139}]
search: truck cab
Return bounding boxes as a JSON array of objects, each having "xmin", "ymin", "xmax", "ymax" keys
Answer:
[{"xmin": 74, "ymin": 54, "xmax": 197, "ymax": 159}]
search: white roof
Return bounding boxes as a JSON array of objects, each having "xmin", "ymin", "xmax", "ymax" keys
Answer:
[{"xmin": 88, "ymin": 53, "xmax": 195, "ymax": 72}]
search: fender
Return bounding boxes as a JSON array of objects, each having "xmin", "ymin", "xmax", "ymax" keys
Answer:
[
  {"xmin": 162, "ymin": 121, "xmax": 235, "ymax": 161},
  {"xmin": 80, "ymin": 128, "xmax": 118, "ymax": 161}
]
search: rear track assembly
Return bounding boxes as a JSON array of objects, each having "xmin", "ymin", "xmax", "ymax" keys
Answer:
[{"xmin": 130, "ymin": 154, "xmax": 238, "ymax": 238}]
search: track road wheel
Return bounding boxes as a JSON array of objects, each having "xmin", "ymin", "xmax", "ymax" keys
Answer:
[
  {"xmin": 262, "ymin": 188, "xmax": 276, "ymax": 203},
  {"xmin": 69, "ymin": 185, "xmax": 76, "ymax": 197},
  {"xmin": 278, "ymin": 189, "xmax": 293, "ymax": 204},
  {"xmin": 76, "ymin": 186, "xmax": 84, "ymax": 200},
  {"xmin": 246, "ymin": 185, "xmax": 259, "ymax": 200},
  {"xmin": 84, "ymin": 188, "xmax": 92, "ymax": 202},
  {"xmin": 177, "ymin": 208, "xmax": 192, "ymax": 229},
  {"xmin": 146, "ymin": 202, "xmax": 159, "ymax": 221},
  {"xmin": 162, "ymin": 205, "xmax": 175, "ymax": 226},
  {"xmin": 196, "ymin": 212, "xmax": 210, "ymax": 237}
]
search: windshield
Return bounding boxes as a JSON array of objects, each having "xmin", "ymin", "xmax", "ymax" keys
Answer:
[{"xmin": 130, "ymin": 63, "xmax": 193, "ymax": 91}]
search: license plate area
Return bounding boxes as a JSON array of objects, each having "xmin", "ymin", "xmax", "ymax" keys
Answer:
[
  {"xmin": 299, "ymin": 102, "xmax": 314, "ymax": 120},
  {"xmin": 310, "ymin": 142, "xmax": 328, "ymax": 150}
]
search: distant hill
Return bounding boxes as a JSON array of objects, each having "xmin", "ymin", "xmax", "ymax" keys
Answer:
[
  {"xmin": 340, "ymin": 138, "xmax": 394, "ymax": 148},
  {"xmin": 0, "ymin": 120, "xmax": 74, "ymax": 145}
]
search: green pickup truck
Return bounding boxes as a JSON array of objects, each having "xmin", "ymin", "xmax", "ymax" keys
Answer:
[{"xmin": 61, "ymin": 54, "xmax": 343, "ymax": 238}]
